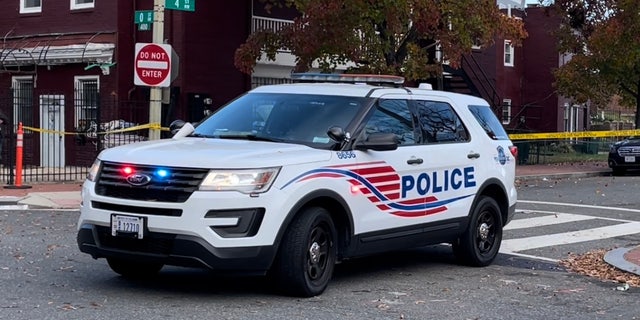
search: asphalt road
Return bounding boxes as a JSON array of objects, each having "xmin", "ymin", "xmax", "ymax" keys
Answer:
[{"xmin": 1, "ymin": 175, "xmax": 639, "ymax": 320}]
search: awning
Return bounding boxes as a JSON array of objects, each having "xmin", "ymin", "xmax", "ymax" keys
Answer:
[
  {"xmin": 0, "ymin": 42, "xmax": 115, "ymax": 66},
  {"xmin": 0, "ymin": 32, "xmax": 116, "ymax": 68}
]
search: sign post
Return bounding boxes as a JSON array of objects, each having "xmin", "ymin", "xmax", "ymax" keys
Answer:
[
  {"xmin": 139, "ymin": 0, "xmax": 193, "ymax": 140},
  {"xmin": 147, "ymin": 0, "xmax": 165, "ymax": 140}
]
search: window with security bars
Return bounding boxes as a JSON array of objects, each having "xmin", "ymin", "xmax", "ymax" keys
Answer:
[
  {"xmin": 20, "ymin": 0, "xmax": 41, "ymax": 13},
  {"xmin": 74, "ymin": 76, "xmax": 99, "ymax": 133},
  {"xmin": 11, "ymin": 76, "xmax": 35, "ymax": 134},
  {"xmin": 502, "ymin": 99, "xmax": 512, "ymax": 125},
  {"xmin": 251, "ymin": 77, "xmax": 293, "ymax": 88}
]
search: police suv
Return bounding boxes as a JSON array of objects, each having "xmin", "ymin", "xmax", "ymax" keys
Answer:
[{"xmin": 77, "ymin": 74, "xmax": 518, "ymax": 297}]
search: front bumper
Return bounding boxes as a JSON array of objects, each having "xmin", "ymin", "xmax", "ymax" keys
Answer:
[
  {"xmin": 608, "ymin": 152, "xmax": 640, "ymax": 169},
  {"xmin": 77, "ymin": 224, "xmax": 276, "ymax": 275}
]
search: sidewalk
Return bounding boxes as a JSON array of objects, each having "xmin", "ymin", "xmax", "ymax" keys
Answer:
[
  {"xmin": 0, "ymin": 182, "xmax": 82, "ymax": 209},
  {"xmin": 0, "ymin": 161, "xmax": 638, "ymax": 278}
]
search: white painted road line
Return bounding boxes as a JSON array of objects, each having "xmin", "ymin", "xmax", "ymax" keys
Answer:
[
  {"xmin": 500, "ymin": 222, "xmax": 640, "ymax": 253},
  {"xmin": 505, "ymin": 213, "xmax": 596, "ymax": 230},
  {"xmin": 518, "ymin": 200, "xmax": 640, "ymax": 213}
]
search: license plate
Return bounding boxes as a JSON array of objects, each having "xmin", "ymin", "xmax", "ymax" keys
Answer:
[
  {"xmin": 111, "ymin": 214, "xmax": 144, "ymax": 239},
  {"xmin": 625, "ymin": 156, "xmax": 636, "ymax": 163}
]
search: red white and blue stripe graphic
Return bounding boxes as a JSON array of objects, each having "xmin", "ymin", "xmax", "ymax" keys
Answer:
[{"xmin": 282, "ymin": 161, "xmax": 473, "ymax": 217}]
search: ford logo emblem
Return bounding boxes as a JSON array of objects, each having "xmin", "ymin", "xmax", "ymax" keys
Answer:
[{"xmin": 126, "ymin": 173, "xmax": 151, "ymax": 186}]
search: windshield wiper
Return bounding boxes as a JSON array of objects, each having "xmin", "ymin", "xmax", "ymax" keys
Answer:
[
  {"xmin": 217, "ymin": 134, "xmax": 281, "ymax": 142},
  {"xmin": 188, "ymin": 132, "xmax": 216, "ymax": 138}
]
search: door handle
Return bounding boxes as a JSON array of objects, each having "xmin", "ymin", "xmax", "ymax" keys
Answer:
[
  {"xmin": 467, "ymin": 152, "xmax": 480, "ymax": 159},
  {"xmin": 407, "ymin": 158, "xmax": 423, "ymax": 165}
]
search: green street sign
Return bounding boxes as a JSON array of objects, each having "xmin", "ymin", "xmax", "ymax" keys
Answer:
[
  {"xmin": 134, "ymin": 10, "xmax": 153, "ymax": 24},
  {"xmin": 138, "ymin": 23, "xmax": 151, "ymax": 31},
  {"xmin": 165, "ymin": 0, "xmax": 195, "ymax": 12}
]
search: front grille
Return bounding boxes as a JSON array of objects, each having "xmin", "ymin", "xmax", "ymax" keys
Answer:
[
  {"xmin": 618, "ymin": 146, "xmax": 640, "ymax": 157},
  {"xmin": 95, "ymin": 162, "xmax": 209, "ymax": 202},
  {"xmin": 92, "ymin": 201, "xmax": 183, "ymax": 216},
  {"xmin": 95, "ymin": 226, "xmax": 176, "ymax": 255}
]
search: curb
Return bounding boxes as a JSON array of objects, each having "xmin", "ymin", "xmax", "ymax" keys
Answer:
[
  {"xmin": 516, "ymin": 171, "xmax": 610, "ymax": 183},
  {"xmin": 0, "ymin": 193, "xmax": 81, "ymax": 210},
  {"xmin": 604, "ymin": 247, "xmax": 640, "ymax": 276}
]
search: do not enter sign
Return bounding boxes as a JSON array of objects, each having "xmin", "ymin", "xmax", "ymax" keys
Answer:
[{"xmin": 134, "ymin": 43, "xmax": 172, "ymax": 87}]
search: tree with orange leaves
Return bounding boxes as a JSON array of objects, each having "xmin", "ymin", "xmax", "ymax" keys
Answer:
[
  {"xmin": 553, "ymin": 0, "xmax": 640, "ymax": 127},
  {"xmin": 235, "ymin": 0, "xmax": 527, "ymax": 82}
]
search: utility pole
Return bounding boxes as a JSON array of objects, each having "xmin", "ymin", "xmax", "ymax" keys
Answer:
[{"xmin": 149, "ymin": 0, "xmax": 165, "ymax": 140}]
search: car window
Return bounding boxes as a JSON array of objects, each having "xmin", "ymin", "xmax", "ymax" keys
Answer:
[
  {"xmin": 362, "ymin": 99, "xmax": 416, "ymax": 146},
  {"xmin": 194, "ymin": 93, "xmax": 368, "ymax": 147},
  {"xmin": 415, "ymin": 100, "xmax": 469, "ymax": 144},
  {"xmin": 468, "ymin": 104, "xmax": 510, "ymax": 140}
]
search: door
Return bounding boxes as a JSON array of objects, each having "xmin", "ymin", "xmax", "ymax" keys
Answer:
[
  {"xmin": 40, "ymin": 95, "xmax": 65, "ymax": 167},
  {"xmin": 351, "ymin": 97, "xmax": 428, "ymax": 233}
]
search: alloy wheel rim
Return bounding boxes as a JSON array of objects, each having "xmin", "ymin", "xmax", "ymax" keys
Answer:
[{"xmin": 307, "ymin": 224, "xmax": 330, "ymax": 281}]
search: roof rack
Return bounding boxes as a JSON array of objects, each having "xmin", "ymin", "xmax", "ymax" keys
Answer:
[{"xmin": 290, "ymin": 73, "xmax": 405, "ymax": 87}]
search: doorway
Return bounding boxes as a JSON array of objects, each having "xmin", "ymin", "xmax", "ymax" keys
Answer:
[{"xmin": 39, "ymin": 95, "xmax": 65, "ymax": 167}]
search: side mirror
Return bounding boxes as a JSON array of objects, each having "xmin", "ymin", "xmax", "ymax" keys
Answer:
[
  {"xmin": 355, "ymin": 132, "xmax": 398, "ymax": 151},
  {"xmin": 327, "ymin": 126, "xmax": 346, "ymax": 142}
]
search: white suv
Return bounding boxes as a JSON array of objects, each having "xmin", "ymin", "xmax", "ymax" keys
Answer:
[{"xmin": 77, "ymin": 74, "xmax": 517, "ymax": 297}]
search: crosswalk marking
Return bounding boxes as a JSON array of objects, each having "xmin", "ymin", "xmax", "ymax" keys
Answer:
[
  {"xmin": 500, "ymin": 221, "xmax": 640, "ymax": 253},
  {"xmin": 505, "ymin": 212, "xmax": 596, "ymax": 230},
  {"xmin": 518, "ymin": 200, "xmax": 640, "ymax": 213},
  {"xmin": 499, "ymin": 202, "xmax": 640, "ymax": 262}
]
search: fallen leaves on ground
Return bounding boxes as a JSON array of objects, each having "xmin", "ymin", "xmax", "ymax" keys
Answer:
[{"xmin": 559, "ymin": 249, "xmax": 640, "ymax": 287}]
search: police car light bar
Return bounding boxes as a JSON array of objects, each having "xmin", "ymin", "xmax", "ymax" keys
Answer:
[{"xmin": 290, "ymin": 73, "xmax": 405, "ymax": 85}]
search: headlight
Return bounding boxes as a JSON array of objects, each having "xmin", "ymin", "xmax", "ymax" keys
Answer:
[
  {"xmin": 87, "ymin": 159, "xmax": 101, "ymax": 182},
  {"xmin": 199, "ymin": 167, "xmax": 280, "ymax": 194}
]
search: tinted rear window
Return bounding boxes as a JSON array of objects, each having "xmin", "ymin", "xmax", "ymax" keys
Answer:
[{"xmin": 467, "ymin": 105, "xmax": 510, "ymax": 140}]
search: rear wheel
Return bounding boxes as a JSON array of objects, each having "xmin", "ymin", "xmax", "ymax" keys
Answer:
[
  {"xmin": 453, "ymin": 196, "xmax": 503, "ymax": 267},
  {"xmin": 272, "ymin": 207, "xmax": 337, "ymax": 297},
  {"xmin": 106, "ymin": 258, "xmax": 163, "ymax": 278}
]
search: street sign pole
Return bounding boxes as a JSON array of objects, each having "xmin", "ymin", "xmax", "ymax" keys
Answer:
[{"xmin": 149, "ymin": 0, "xmax": 165, "ymax": 140}]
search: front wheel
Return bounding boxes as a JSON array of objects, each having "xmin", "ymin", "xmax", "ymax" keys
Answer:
[
  {"xmin": 272, "ymin": 207, "xmax": 337, "ymax": 297},
  {"xmin": 612, "ymin": 167, "xmax": 626, "ymax": 176},
  {"xmin": 106, "ymin": 258, "xmax": 163, "ymax": 278},
  {"xmin": 453, "ymin": 196, "xmax": 503, "ymax": 267}
]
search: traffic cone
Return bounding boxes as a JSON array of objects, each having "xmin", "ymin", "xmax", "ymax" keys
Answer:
[{"xmin": 4, "ymin": 122, "xmax": 32, "ymax": 190}]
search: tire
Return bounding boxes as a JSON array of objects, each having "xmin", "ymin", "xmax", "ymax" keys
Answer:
[
  {"xmin": 453, "ymin": 196, "xmax": 503, "ymax": 267},
  {"xmin": 612, "ymin": 167, "xmax": 626, "ymax": 176},
  {"xmin": 106, "ymin": 258, "xmax": 164, "ymax": 278},
  {"xmin": 272, "ymin": 207, "xmax": 337, "ymax": 297}
]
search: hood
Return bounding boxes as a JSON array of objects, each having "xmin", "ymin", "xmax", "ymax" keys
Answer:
[
  {"xmin": 98, "ymin": 138, "xmax": 331, "ymax": 168},
  {"xmin": 614, "ymin": 138, "xmax": 640, "ymax": 147}
]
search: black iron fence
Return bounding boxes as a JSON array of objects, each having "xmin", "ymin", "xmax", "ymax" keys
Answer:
[
  {"xmin": 1, "ymin": 92, "xmax": 152, "ymax": 184},
  {"xmin": 514, "ymin": 138, "xmax": 614, "ymax": 165}
]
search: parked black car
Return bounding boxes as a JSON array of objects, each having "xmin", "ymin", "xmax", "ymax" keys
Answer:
[{"xmin": 608, "ymin": 137, "xmax": 640, "ymax": 175}]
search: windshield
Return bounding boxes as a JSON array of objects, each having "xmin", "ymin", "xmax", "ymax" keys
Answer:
[{"xmin": 193, "ymin": 93, "xmax": 370, "ymax": 148}]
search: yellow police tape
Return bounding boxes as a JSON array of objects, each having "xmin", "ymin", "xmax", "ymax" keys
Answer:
[
  {"xmin": 509, "ymin": 129, "xmax": 640, "ymax": 141},
  {"xmin": 18, "ymin": 124, "xmax": 640, "ymax": 141},
  {"xmin": 22, "ymin": 123, "xmax": 169, "ymax": 135}
]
